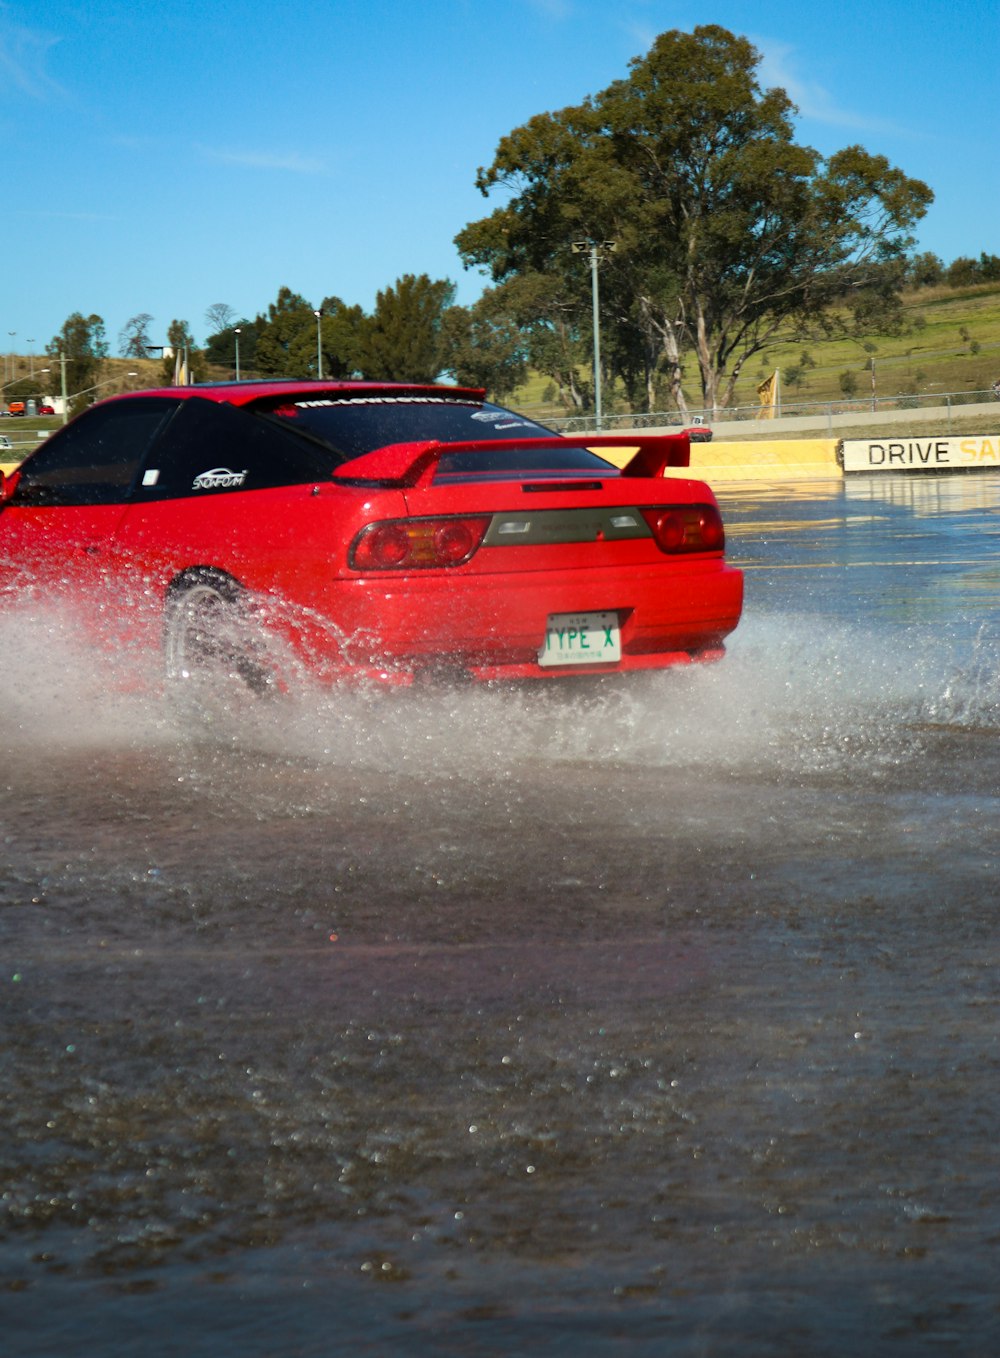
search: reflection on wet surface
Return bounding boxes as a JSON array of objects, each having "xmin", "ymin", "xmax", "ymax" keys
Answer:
[
  {"xmin": 721, "ymin": 471, "xmax": 1000, "ymax": 633},
  {"xmin": 3, "ymin": 472, "xmax": 1000, "ymax": 1355}
]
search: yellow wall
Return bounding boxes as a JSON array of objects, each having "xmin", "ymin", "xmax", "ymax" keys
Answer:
[
  {"xmin": 592, "ymin": 438, "xmax": 841, "ymax": 482},
  {"xmin": 668, "ymin": 438, "xmax": 841, "ymax": 481}
]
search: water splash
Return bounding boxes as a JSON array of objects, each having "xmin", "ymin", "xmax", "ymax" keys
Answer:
[
  {"xmin": 0, "ymin": 603, "xmax": 963, "ymax": 786},
  {"xmin": 0, "ymin": 594, "xmax": 978, "ymax": 793},
  {"xmin": 924, "ymin": 619, "xmax": 1000, "ymax": 730}
]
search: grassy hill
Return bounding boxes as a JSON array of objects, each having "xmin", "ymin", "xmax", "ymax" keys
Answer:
[{"xmin": 510, "ymin": 282, "xmax": 1000, "ymax": 421}]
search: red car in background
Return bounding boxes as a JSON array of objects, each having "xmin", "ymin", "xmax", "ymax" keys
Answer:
[
  {"xmin": 0, "ymin": 381, "xmax": 742, "ymax": 693},
  {"xmin": 683, "ymin": 417, "xmax": 713, "ymax": 442}
]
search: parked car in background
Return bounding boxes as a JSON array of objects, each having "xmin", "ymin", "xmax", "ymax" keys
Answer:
[
  {"xmin": 0, "ymin": 380, "xmax": 743, "ymax": 694},
  {"xmin": 38, "ymin": 405, "xmax": 55, "ymax": 416},
  {"xmin": 683, "ymin": 417, "xmax": 713, "ymax": 442}
]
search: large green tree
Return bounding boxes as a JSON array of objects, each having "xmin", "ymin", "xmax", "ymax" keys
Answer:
[
  {"xmin": 438, "ymin": 288, "xmax": 528, "ymax": 399},
  {"xmin": 476, "ymin": 273, "xmax": 590, "ymax": 408},
  {"xmin": 354, "ymin": 274, "xmax": 455, "ymax": 383},
  {"xmin": 204, "ymin": 318, "xmax": 257, "ymax": 374},
  {"xmin": 251, "ymin": 289, "xmax": 364, "ymax": 379},
  {"xmin": 315, "ymin": 295, "xmax": 366, "ymax": 379},
  {"xmin": 456, "ymin": 25, "xmax": 933, "ymax": 413},
  {"xmin": 253, "ymin": 287, "xmax": 316, "ymax": 377},
  {"xmin": 46, "ymin": 312, "xmax": 109, "ymax": 410}
]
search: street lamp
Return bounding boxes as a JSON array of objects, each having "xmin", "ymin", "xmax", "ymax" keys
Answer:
[
  {"xmin": 69, "ymin": 372, "xmax": 138, "ymax": 403},
  {"xmin": 1, "ymin": 373, "xmax": 36, "ymax": 393},
  {"xmin": 6, "ymin": 332, "xmax": 15, "ymax": 384},
  {"xmin": 572, "ymin": 241, "xmax": 615, "ymax": 429},
  {"xmin": 48, "ymin": 370, "xmax": 137, "ymax": 423},
  {"xmin": 314, "ymin": 310, "xmax": 323, "ymax": 381},
  {"xmin": 234, "ymin": 327, "xmax": 241, "ymax": 381}
]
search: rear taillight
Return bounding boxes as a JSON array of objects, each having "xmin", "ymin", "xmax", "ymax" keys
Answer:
[
  {"xmin": 350, "ymin": 515, "xmax": 491, "ymax": 570},
  {"xmin": 640, "ymin": 504, "xmax": 725, "ymax": 554}
]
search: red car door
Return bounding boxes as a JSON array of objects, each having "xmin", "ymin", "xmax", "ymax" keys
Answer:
[{"xmin": 0, "ymin": 398, "xmax": 177, "ymax": 625}]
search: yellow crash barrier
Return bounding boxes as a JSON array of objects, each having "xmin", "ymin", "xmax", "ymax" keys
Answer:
[
  {"xmin": 668, "ymin": 438, "xmax": 841, "ymax": 482},
  {"xmin": 592, "ymin": 438, "xmax": 841, "ymax": 483}
]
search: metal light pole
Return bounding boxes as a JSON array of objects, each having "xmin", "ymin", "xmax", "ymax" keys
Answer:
[
  {"xmin": 314, "ymin": 310, "xmax": 323, "ymax": 381},
  {"xmin": 57, "ymin": 350, "xmax": 69, "ymax": 424},
  {"xmin": 234, "ymin": 327, "xmax": 241, "ymax": 381},
  {"xmin": 572, "ymin": 241, "xmax": 615, "ymax": 429}
]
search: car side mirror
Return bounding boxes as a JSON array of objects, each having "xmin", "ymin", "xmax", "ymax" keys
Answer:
[{"xmin": 0, "ymin": 467, "xmax": 20, "ymax": 505}]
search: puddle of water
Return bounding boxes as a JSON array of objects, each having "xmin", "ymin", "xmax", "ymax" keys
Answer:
[{"xmin": 2, "ymin": 594, "xmax": 1000, "ymax": 1356}]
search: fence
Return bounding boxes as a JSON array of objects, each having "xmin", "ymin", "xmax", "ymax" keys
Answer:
[{"xmin": 539, "ymin": 387, "xmax": 999, "ymax": 433}]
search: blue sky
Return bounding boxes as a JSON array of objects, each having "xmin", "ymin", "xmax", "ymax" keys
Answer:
[{"xmin": 2, "ymin": 0, "xmax": 996, "ymax": 356}]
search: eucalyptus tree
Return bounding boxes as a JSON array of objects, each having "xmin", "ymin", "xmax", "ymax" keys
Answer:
[
  {"xmin": 118, "ymin": 312, "xmax": 155, "ymax": 359},
  {"xmin": 457, "ymin": 25, "xmax": 932, "ymax": 413}
]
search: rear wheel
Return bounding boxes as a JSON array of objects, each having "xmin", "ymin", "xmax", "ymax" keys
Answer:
[{"xmin": 164, "ymin": 571, "xmax": 280, "ymax": 709}]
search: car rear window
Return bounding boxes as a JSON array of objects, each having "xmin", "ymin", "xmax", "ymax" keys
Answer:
[{"xmin": 263, "ymin": 396, "xmax": 619, "ymax": 480}]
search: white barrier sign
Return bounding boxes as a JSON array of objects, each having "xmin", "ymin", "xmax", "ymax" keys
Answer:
[{"xmin": 842, "ymin": 435, "xmax": 1000, "ymax": 473}]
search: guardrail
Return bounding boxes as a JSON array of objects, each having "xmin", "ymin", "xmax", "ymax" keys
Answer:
[
  {"xmin": 541, "ymin": 387, "xmax": 1000, "ymax": 433},
  {"xmin": 0, "ymin": 431, "xmax": 50, "ymax": 453}
]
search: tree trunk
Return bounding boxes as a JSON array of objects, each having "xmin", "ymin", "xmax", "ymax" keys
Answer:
[{"xmin": 638, "ymin": 295, "xmax": 688, "ymax": 414}]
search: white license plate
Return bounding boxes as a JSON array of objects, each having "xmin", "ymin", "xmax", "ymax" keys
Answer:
[{"xmin": 539, "ymin": 611, "xmax": 621, "ymax": 666}]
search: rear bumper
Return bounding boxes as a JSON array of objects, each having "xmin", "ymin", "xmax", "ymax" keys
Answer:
[
  {"xmin": 466, "ymin": 645, "xmax": 728, "ymax": 682},
  {"xmin": 275, "ymin": 557, "xmax": 744, "ymax": 684}
]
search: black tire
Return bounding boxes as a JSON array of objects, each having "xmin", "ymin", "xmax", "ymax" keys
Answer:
[{"xmin": 164, "ymin": 570, "xmax": 278, "ymax": 703}]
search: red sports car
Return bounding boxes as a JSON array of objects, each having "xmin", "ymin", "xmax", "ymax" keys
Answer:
[{"xmin": 0, "ymin": 381, "xmax": 742, "ymax": 691}]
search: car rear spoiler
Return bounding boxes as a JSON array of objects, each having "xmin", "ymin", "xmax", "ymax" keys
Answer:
[{"xmin": 330, "ymin": 434, "xmax": 691, "ymax": 488}]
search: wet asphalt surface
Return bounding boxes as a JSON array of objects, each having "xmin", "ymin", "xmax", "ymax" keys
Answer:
[{"xmin": 2, "ymin": 470, "xmax": 1000, "ymax": 1355}]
